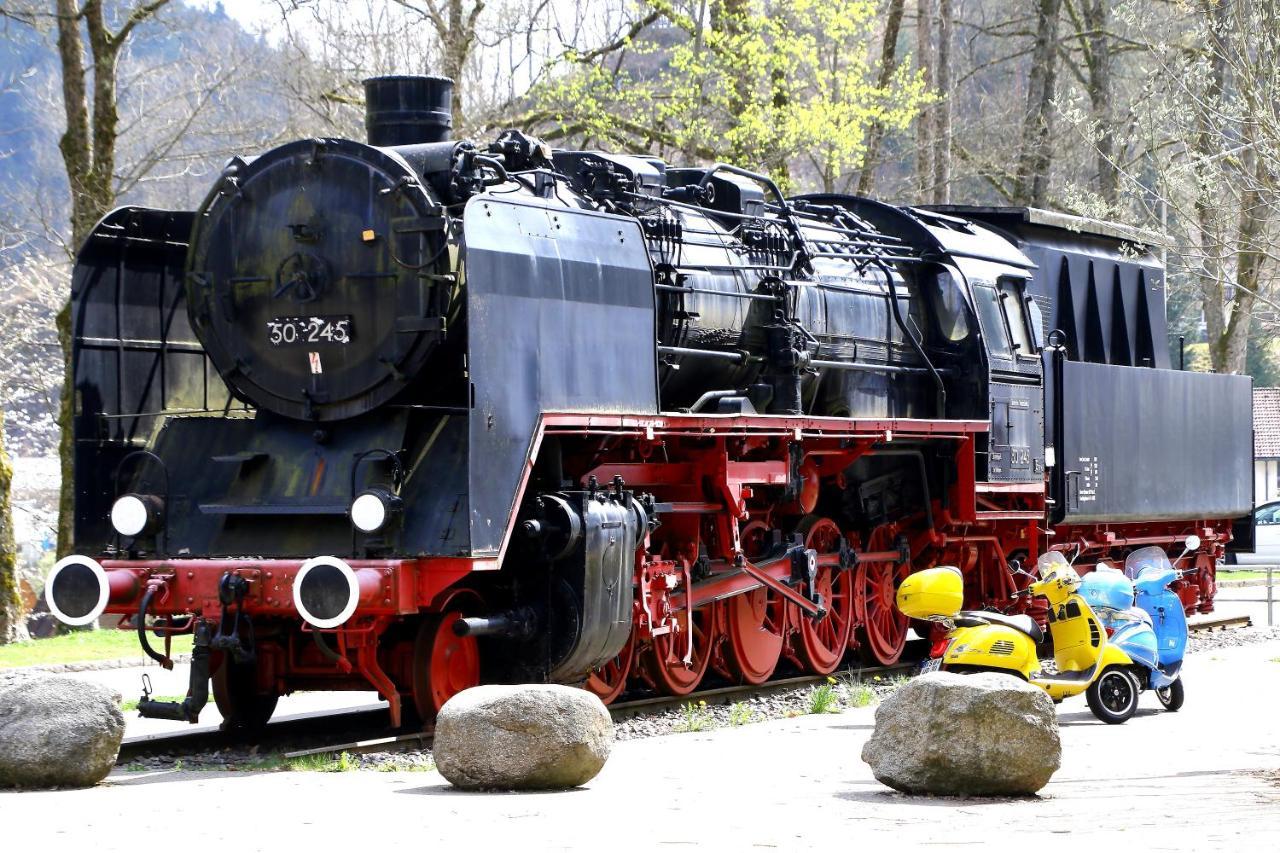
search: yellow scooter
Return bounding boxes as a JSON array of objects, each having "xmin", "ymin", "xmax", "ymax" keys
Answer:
[{"xmin": 897, "ymin": 551, "xmax": 1141, "ymax": 724}]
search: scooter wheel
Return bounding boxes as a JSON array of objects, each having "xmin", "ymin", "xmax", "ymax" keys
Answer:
[
  {"xmin": 1156, "ymin": 677, "xmax": 1185, "ymax": 712},
  {"xmin": 1086, "ymin": 667, "xmax": 1141, "ymax": 724}
]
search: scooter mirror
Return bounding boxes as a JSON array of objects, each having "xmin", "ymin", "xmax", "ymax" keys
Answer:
[{"xmin": 1184, "ymin": 534, "xmax": 1201, "ymax": 552}]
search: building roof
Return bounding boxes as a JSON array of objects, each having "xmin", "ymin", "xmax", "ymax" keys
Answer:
[{"xmin": 1256, "ymin": 388, "xmax": 1280, "ymax": 457}]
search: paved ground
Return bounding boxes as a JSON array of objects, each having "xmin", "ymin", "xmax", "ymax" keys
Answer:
[{"xmin": 3, "ymin": 635, "xmax": 1279, "ymax": 850}]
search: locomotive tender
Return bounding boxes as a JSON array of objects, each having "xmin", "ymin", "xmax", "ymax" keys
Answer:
[{"xmin": 46, "ymin": 76, "xmax": 1253, "ymax": 729}]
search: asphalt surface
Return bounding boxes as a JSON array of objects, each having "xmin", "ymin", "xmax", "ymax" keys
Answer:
[{"xmin": 3, "ymin": 634, "xmax": 1279, "ymax": 850}]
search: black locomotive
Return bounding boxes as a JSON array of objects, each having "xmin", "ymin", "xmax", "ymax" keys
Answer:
[{"xmin": 47, "ymin": 76, "xmax": 1252, "ymax": 728}]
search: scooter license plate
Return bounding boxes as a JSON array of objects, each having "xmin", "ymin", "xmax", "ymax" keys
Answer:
[{"xmin": 919, "ymin": 657, "xmax": 943, "ymax": 675}]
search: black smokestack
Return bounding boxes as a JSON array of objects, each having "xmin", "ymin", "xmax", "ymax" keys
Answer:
[{"xmin": 363, "ymin": 75, "xmax": 454, "ymax": 146}]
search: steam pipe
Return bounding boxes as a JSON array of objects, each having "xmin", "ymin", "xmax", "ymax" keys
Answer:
[
  {"xmin": 136, "ymin": 584, "xmax": 173, "ymax": 670},
  {"xmin": 874, "ymin": 258, "xmax": 946, "ymax": 415}
]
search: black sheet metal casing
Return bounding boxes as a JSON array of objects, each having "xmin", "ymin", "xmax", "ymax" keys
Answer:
[
  {"xmin": 1053, "ymin": 361, "xmax": 1252, "ymax": 523},
  {"xmin": 462, "ymin": 195, "xmax": 658, "ymax": 556},
  {"xmin": 70, "ymin": 208, "xmax": 247, "ymax": 550}
]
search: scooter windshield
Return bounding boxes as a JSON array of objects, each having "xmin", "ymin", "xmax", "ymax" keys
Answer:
[
  {"xmin": 1124, "ymin": 546, "xmax": 1172, "ymax": 581},
  {"xmin": 1036, "ymin": 551, "xmax": 1072, "ymax": 576}
]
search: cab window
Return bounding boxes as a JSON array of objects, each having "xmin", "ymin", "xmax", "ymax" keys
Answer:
[
  {"xmin": 974, "ymin": 285, "xmax": 1011, "ymax": 357},
  {"xmin": 997, "ymin": 277, "xmax": 1036, "ymax": 357},
  {"xmin": 927, "ymin": 270, "xmax": 971, "ymax": 342}
]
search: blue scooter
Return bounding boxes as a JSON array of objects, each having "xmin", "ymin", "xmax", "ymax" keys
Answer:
[{"xmin": 1080, "ymin": 536, "xmax": 1193, "ymax": 712}]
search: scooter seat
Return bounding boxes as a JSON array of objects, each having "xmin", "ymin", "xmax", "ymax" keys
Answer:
[{"xmin": 955, "ymin": 611, "xmax": 1045, "ymax": 644}]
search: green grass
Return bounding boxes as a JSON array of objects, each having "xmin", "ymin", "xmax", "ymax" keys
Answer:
[
  {"xmin": 673, "ymin": 699, "xmax": 715, "ymax": 733},
  {"xmin": 0, "ymin": 630, "xmax": 194, "ymax": 669},
  {"xmin": 1217, "ymin": 570, "xmax": 1277, "ymax": 581},
  {"xmin": 120, "ymin": 752, "xmax": 436, "ymax": 774},
  {"xmin": 844, "ymin": 681, "xmax": 877, "ymax": 708},
  {"xmin": 728, "ymin": 701, "xmax": 756, "ymax": 727},
  {"xmin": 807, "ymin": 678, "xmax": 842, "ymax": 714},
  {"xmin": 285, "ymin": 751, "xmax": 359, "ymax": 772},
  {"xmin": 120, "ymin": 695, "xmax": 183, "ymax": 712}
]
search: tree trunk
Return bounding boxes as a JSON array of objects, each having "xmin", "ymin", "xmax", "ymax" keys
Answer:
[
  {"xmin": 0, "ymin": 409, "xmax": 23, "ymax": 644},
  {"xmin": 931, "ymin": 0, "xmax": 952, "ymax": 203},
  {"xmin": 915, "ymin": 0, "xmax": 935, "ymax": 200},
  {"xmin": 54, "ymin": 0, "xmax": 92, "ymax": 559},
  {"xmin": 51, "ymin": 1, "xmax": 170, "ymax": 557},
  {"xmin": 56, "ymin": 0, "xmax": 94, "ymax": 247},
  {"xmin": 856, "ymin": 0, "xmax": 906, "ymax": 196},
  {"xmin": 1214, "ymin": 111, "xmax": 1268, "ymax": 375},
  {"xmin": 440, "ymin": 0, "xmax": 484, "ymax": 128},
  {"xmin": 715, "ymin": 0, "xmax": 756, "ymax": 167},
  {"xmin": 1082, "ymin": 0, "xmax": 1116, "ymax": 205},
  {"xmin": 1013, "ymin": 0, "xmax": 1062, "ymax": 206},
  {"xmin": 1194, "ymin": 0, "xmax": 1231, "ymax": 373}
]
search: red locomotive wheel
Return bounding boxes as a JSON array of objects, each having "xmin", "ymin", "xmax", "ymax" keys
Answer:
[
  {"xmin": 855, "ymin": 560, "xmax": 911, "ymax": 665},
  {"xmin": 790, "ymin": 516, "xmax": 854, "ymax": 675},
  {"xmin": 585, "ymin": 625, "xmax": 636, "ymax": 705},
  {"xmin": 643, "ymin": 606, "xmax": 715, "ymax": 696},
  {"xmin": 723, "ymin": 586, "xmax": 786, "ymax": 684},
  {"xmin": 411, "ymin": 610, "xmax": 480, "ymax": 719}
]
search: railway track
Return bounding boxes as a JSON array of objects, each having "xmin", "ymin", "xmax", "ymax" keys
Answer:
[
  {"xmin": 116, "ymin": 661, "xmax": 918, "ymax": 764},
  {"xmin": 117, "ymin": 616, "xmax": 1256, "ymax": 765},
  {"xmin": 1188, "ymin": 614, "xmax": 1253, "ymax": 632}
]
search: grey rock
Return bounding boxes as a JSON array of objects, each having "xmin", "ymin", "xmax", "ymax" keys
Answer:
[
  {"xmin": 860, "ymin": 671, "xmax": 1060, "ymax": 797},
  {"xmin": 434, "ymin": 684, "xmax": 613, "ymax": 790},
  {"xmin": 0, "ymin": 676, "xmax": 125, "ymax": 789}
]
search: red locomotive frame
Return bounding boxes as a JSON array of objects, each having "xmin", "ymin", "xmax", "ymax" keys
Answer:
[{"xmin": 93, "ymin": 411, "xmax": 1228, "ymax": 721}]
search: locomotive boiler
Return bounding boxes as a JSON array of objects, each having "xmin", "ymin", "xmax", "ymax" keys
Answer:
[{"xmin": 46, "ymin": 75, "xmax": 1253, "ymax": 729}]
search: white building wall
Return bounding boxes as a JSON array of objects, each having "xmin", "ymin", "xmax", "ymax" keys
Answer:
[{"xmin": 1257, "ymin": 458, "xmax": 1280, "ymax": 505}]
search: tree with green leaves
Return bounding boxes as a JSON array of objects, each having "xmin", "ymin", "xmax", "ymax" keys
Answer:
[{"xmin": 530, "ymin": 0, "xmax": 927, "ymax": 192}]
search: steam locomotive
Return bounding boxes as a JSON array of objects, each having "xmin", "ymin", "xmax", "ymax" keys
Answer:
[{"xmin": 46, "ymin": 76, "xmax": 1253, "ymax": 729}]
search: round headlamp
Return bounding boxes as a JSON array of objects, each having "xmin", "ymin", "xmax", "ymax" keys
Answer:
[
  {"xmin": 111, "ymin": 493, "xmax": 162, "ymax": 537},
  {"xmin": 350, "ymin": 488, "xmax": 400, "ymax": 534}
]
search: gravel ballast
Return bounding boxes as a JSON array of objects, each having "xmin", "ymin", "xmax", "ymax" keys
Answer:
[{"xmin": 112, "ymin": 625, "xmax": 1280, "ymax": 774}]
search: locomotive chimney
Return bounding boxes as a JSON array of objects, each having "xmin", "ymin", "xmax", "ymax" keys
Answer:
[{"xmin": 363, "ymin": 75, "xmax": 454, "ymax": 146}]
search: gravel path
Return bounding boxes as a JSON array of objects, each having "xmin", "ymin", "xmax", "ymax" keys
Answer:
[
  {"xmin": 1186, "ymin": 624, "xmax": 1280, "ymax": 654},
  {"xmin": 103, "ymin": 624, "xmax": 1280, "ymax": 774}
]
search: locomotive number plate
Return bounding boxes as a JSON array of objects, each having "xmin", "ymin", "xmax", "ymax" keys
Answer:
[{"xmin": 267, "ymin": 315, "xmax": 352, "ymax": 346}]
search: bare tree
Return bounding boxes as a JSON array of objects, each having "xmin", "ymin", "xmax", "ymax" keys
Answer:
[
  {"xmin": 915, "ymin": 0, "xmax": 935, "ymax": 197},
  {"xmin": 391, "ymin": 1, "xmax": 485, "ymax": 127},
  {"xmin": 856, "ymin": 0, "xmax": 906, "ymax": 196},
  {"xmin": 1013, "ymin": 0, "xmax": 1062, "ymax": 205},
  {"xmin": 931, "ymin": 0, "xmax": 952, "ymax": 203},
  {"xmin": 1075, "ymin": 0, "xmax": 1116, "ymax": 205}
]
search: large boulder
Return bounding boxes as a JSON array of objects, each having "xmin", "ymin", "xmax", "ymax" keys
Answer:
[
  {"xmin": 0, "ymin": 676, "xmax": 125, "ymax": 789},
  {"xmin": 861, "ymin": 671, "xmax": 1060, "ymax": 796},
  {"xmin": 434, "ymin": 684, "xmax": 613, "ymax": 790}
]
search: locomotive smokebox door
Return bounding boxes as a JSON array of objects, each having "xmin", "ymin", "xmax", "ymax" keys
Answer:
[{"xmin": 185, "ymin": 138, "xmax": 451, "ymax": 422}]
